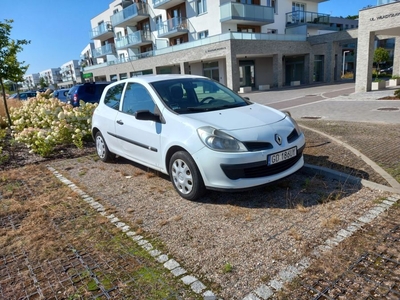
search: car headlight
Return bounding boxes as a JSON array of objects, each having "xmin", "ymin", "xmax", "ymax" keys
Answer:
[
  {"xmin": 287, "ymin": 116, "xmax": 302, "ymax": 135},
  {"xmin": 197, "ymin": 126, "xmax": 247, "ymax": 152},
  {"xmin": 284, "ymin": 112, "xmax": 302, "ymax": 134}
]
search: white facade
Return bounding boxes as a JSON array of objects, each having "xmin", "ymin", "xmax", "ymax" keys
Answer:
[
  {"xmin": 39, "ymin": 68, "xmax": 61, "ymax": 88},
  {"xmin": 23, "ymin": 73, "xmax": 40, "ymax": 90},
  {"xmin": 59, "ymin": 60, "xmax": 82, "ymax": 88},
  {"xmin": 83, "ymin": 0, "xmax": 334, "ymax": 90}
]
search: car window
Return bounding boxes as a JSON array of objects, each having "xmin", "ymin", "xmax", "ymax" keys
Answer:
[
  {"xmin": 151, "ymin": 78, "xmax": 248, "ymax": 114},
  {"xmin": 104, "ymin": 83, "xmax": 124, "ymax": 110},
  {"xmin": 122, "ymin": 82, "xmax": 155, "ymax": 115},
  {"xmin": 83, "ymin": 85, "xmax": 96, "ymax": 95}
]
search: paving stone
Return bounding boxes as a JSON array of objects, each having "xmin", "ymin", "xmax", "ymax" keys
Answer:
[
  {"xmin": 171, "ymin": 267, "xmax": 186, "ymax": 277},
  {"xmin": 181, "ymin": 275, "xmax": 197, "ymax": 285},
  {"xmin": 156, "ymin": 254, "xmax": 169, "ymax": 263},
  {"xmin": 164, "ymin": 259, "xmax": 180, "ymax": 270},
  {"xmin": 254, "ymin": 285, "xmax": 274, "ymax": 299},
  {"xmin": 191, "ymin": 280, "xmax": 206, "ymax": 293}
]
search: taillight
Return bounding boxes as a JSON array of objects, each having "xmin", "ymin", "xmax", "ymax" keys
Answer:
[{"xmin": 73, "ymin": 93, "xmax": 78, "ymax": 104}]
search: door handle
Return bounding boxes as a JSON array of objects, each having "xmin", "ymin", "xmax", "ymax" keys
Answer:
[{"xmin": 117, "ymin": 120, "xmax": 124, "ymax": 125}]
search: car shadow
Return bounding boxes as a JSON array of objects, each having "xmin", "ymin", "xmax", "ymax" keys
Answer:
[{"xmin": 113, "ymin": 155, "xmax": 367, "ymax": 210}]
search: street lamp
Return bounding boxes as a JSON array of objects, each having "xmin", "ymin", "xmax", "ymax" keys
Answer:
[{"xmin": 342, "ymin": 50, "xmax": 350, "ymax": 77}]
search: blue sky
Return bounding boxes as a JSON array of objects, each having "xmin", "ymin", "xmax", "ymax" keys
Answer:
[
  {"xmin": 2, "ymin": 0, "xmax": 376, "ymax": 75},
  {"xmin": 1, "ymin": 0, "xmax": 111, "ymax": 74}
]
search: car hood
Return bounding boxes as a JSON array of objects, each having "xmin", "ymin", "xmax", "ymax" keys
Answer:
[{"xmin": 185, "ymin": 103, "xmax": 286, "ymax": 130}]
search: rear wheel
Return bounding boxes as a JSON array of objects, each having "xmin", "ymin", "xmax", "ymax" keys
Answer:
[
  {"xmin": 95, "ymin": 132, "xmax": 115, "ymax": 162},
  {"xmin": 169, "ymin": 151, "xmax": 205, "ymax": 200}
]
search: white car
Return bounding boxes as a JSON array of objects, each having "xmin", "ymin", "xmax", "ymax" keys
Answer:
[{"xmin": 91, "ymin": 74, "xmax": 305, "ymax": 200}]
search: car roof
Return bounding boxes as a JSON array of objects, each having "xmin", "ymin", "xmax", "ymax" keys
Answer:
[{"xmin": 125, "ymin": 74, "xmax": 206, "ymax": 84}]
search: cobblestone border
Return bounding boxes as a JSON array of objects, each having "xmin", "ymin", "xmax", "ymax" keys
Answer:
[
  {"xmin": 47, "ymin": 166, "xmax": 217, "ymax": 300},
  {"xmin": 242, "ymin": 193, "xmax": 400, "ymax": 299}
]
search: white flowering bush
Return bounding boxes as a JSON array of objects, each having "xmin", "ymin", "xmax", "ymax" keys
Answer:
[{"xmin": 9, "ymin": 91, "xmax": 96, "ymax": 157}]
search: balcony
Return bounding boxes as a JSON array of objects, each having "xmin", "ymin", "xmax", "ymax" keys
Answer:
[
  {"xmin": 153, "ymin": 0, "xmax": 185, "ymax": 10},
  {"xmin": 92, "ymin": 44, "xmax": 116, "ymax": 59},
  {"xmin": 115, "ymin": 30, "xmax": 152, "ymax": 50},
  {"xmin": 111, "ymin": 3, "xmax": 149, "ymax": 28},
  {"xmin": 158, "ymin": 17, "xmax": 189, "ymax": 38},
  {"xmin": 286, "ymin": 11, "xmax": 330, "ymax": 28},
  {"xmin": 220, "ymin": 2, "xmax": 274, "ymax": 25},
  {"xmin": 90, "ymin": 21, "xmax": 114, "ymax": 40},
  {"xmin": 84, "ymin": 32, "xmax": 306, "ymax": 71}
]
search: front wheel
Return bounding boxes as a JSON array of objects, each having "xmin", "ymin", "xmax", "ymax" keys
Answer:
[
  {"xmin": 95, "ymin": 131, "xmax": 115, "ymax": 162},
  {"xmin": 169, "ymin": 151, "xmax": 205, "ymax": 200}
]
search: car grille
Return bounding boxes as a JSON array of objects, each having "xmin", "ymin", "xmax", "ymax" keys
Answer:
[{"xmin": 221, "ymin": 145, "xmax": 304, "ymax": 180}]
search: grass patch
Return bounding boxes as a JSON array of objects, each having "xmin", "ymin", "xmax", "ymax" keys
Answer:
[{"xmin": 0, "ymin": 164, "xmax": 202, "ymax": 299}]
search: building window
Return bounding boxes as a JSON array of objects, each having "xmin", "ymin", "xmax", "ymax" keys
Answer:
[
  {"xmin": 155, "ymin": 15, "xmax": 162, "ymax": 30},
  {"xmin": 267, "ymin": 0, "xmax": 277, "ymax": 13},
  {"xmin": 198, "ymin": 30, "xmax": 208, "ymax": 39},
  {"xmin": 197, "ymin": 0, "xmax": 207, "ymax": 15}
]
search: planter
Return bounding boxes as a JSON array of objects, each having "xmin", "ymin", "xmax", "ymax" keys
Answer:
[
  {"xmin": 389, "ymin": 78, "xmax": 400, "ymax": 87},
  {"xmin": 371, "ymin": 80, "xmax": 386, "ymax": 90}
]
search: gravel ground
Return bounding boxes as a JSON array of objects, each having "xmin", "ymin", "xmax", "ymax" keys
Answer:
[{"xmin": 49, "ymin": 154, "xmax": 389, "ymax": 299}]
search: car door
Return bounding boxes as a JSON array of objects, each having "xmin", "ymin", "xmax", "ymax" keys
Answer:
[
  {"xmin": 115, "ymin": 82, "xmax": 162, "ymax": 169},
  {"xmin": 97, "ymin": 82, "xmax": 125, "ymax": 153}
]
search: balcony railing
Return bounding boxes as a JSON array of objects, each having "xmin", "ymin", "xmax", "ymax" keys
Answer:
[
  {"xmin": 115, "ymin": 30, "xmax": 152, "ymax": 49},
  {"xmin": 157, "ymin": 17, "xmax": 189, "ymax": 38},
  {"xmin": 92, "ymin": 44, "xmax": 116, "ymax": 58},
  {"xmin": 220, "ymin": 2, "xmax": 274, "ymax": 24},
  {"xmin": 153, "ymin": 0, "xmax": 185, "ymax": 9},
  {"xmin": 286, "ymin": 11, "xmax": 330, "ymax": 26},
  {"xmin": 90, "ymin": 21, "xmax": 113, "ymax": 39},
  {"xmin": 111, "ymin": 3, "xmax": 149, "ymax": 27},
  {"xmin": 83, "ymin": 32, "xmax": 306, "ymax": 72}
]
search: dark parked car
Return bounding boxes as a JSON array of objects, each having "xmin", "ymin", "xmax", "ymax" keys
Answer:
[
  {"xmin": 379, "ymin": 66, "xmax": 393, "ymax": 75},
  {"xmin": 67, "ymin": 82, "xmax": 111, "ymax": 107},
  {"xmin": 52, "ymin": 88, "xmax": 69, "ymax": 102},
  {"xmin": 8, "ymin": 91, "xmax": 37, "ymax": 100}
]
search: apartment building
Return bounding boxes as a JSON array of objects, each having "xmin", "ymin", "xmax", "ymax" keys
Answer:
[
  {"xmin": 23, "ymin": 73, "xmax": 40, "ymax": 91},
  {"xmin": 59, "ymin": 60, "xmax": 83, "ymax": 88},
  {"xmin": 84, "ymin": 0, "xmax": 345, "ymax": 92},
  {"xmin": 38, "ymin": 68, "xmax": 62, "ymax": 89}
]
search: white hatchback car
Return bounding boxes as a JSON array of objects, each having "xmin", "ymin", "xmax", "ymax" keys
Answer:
[{"xmin": 91, "ymin": 74, "xmax": 305, "ymax": 200}]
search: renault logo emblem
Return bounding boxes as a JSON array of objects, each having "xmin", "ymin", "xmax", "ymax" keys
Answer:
[{"xmin": 275, "ymin": 134, "xmax": 282, "ymax": 145}]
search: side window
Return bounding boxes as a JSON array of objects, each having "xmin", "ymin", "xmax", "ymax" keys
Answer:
[
  {"xmin": 122, "ymin": 82, "xmax": 155, "ymax": 115},
  {"xmin": 84, "ymin": 85, "xmax": 96, "ymax": 95},
  {"xmin": 104, "ymin": 83, "xmax": 124, "ymax": 110}
]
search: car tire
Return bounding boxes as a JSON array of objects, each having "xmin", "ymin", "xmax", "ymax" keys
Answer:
[
  {"xmin": 169, "ymin": 151, "xmax": 206, "ymax": 200},
  {"xmin": 95, "ymin": 132, "xmax": 115, "ymax": 162}
]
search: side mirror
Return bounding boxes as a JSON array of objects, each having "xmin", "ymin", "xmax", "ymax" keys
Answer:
[{"xmin": 135, "ymin": 110, "xmax": 162, "ymax": 122}]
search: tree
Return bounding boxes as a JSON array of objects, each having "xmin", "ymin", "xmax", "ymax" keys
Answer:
[
  {"xmin": 0, "ymin": 19, "xmax": 30, "ymax": 127},
  {"xmin": 373, "ymin": 47, "xmax": 390, "ymax": 77}
]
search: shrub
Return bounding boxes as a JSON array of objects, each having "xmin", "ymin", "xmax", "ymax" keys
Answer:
[
  {"xmin": 0, "ymin": 98, "xmax": 23, "ymax": 128},
  {"xmin": 391, "ymin": 74, "xmax": 400, "ymax": 79},
  {"xmin": 394, "ymin": 89, "xmax": 400, "ymax": 98},
  {"xmin": 9, "ymin": 92, "xmax": 96, "ymax": 157}
]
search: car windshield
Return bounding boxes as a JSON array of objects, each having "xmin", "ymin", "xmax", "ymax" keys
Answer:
[{"xmin": 150, "ymin": 78, "xmax": 250, "ymax": 114}]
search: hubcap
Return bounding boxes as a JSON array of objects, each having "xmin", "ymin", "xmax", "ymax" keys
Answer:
[
  {"xmin": 172, "ymin": 159, "xmax": 193, "ymax": 195},
  {"xmin": 96, "ymin": 136, "xmax": 105, "ymax": 158}
]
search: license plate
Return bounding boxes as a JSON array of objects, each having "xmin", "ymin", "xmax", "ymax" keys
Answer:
[{"xmin": 268, "ymin": 147, "xmax": 297, "ymax": 165}]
